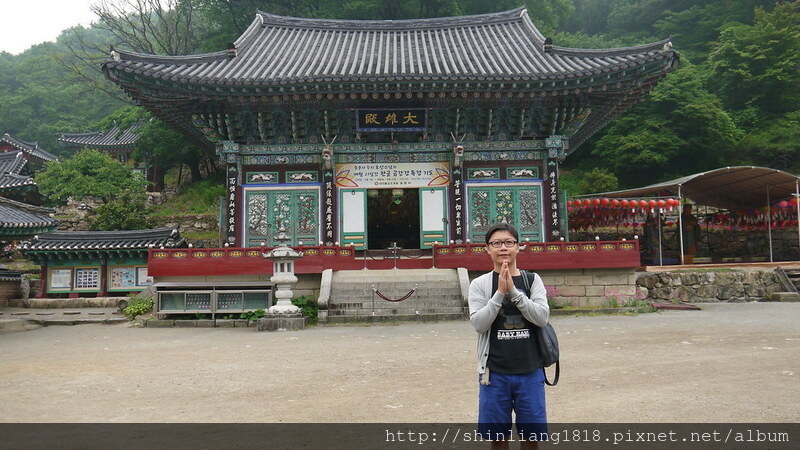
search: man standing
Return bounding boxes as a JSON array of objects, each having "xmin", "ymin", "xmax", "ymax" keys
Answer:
[{"xmin": 469, "ymin": 223, "xmax": 550, "ymax": 449}]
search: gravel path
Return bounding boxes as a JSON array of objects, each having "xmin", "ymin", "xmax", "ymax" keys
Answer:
[{"xmin": 0, "ymin": 302, "xmax": 798, "ymax": 423}]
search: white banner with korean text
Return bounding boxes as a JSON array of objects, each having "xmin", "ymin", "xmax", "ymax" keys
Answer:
[{"xmin": 334, "ymin": 162, "xmax": 451, "ymax": 188}]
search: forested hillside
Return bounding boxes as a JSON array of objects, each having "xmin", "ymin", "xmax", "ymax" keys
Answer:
[{"xmin": 1, "ymin": 0, "xmax": 797, "ymax": 192}]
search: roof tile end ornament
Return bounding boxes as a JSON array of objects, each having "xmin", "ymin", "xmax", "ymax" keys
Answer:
[
  {"xmin": 226, "ymin": 43, "xmax": 237, "ymax": 59},
  {"xmin": 110, "ymin": 45, "xmax": 121, "ymax": 63}
]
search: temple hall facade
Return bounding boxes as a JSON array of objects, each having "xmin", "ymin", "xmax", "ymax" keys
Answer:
[{"xmin": 103, "ymin": 7, "xmax": 678, "ymax": 251}]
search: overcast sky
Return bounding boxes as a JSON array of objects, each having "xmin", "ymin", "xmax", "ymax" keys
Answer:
[{"xmin": 2, "ymin": 0, "xmax": 97, "ymax": 55}]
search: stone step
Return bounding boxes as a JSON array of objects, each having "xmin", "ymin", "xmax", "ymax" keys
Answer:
[
  {"xmin": 331, "ymin": 268, "xmax": 459, "ymax": 283},
  {"xmin": 326, "ymin": 312, "xmax": 466, "ymax": 324},
  {"xmin": 768, "ymin": 292, "xmax": 800, "ymax": 302},
  {"xmin": 329, "ymin": 299, "xmax": 463, "ymax": 309},
  {"xmin": 329, "ymin": 306, "xmax": 466, "ymax": 315},
  {"xmin": 330, "ymin": 291, "xmax": 462, "ymax": 302}
]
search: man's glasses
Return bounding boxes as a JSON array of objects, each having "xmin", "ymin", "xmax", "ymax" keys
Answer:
[{"xmin": 488, "ymin": 240, "xmax": 518, "ymax": 248}]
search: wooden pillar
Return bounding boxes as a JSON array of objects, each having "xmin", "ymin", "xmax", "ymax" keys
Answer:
[
  {"xmin": 37, "ymin": 262, "xmax": 48, "ymax": 298},
  {"xmin": 545, "ymin": 136, "xmax": 566, "ymax": 242},
  {"xmin": 98, "ymin": 255, "xmax": 109, "ymax": 297}
]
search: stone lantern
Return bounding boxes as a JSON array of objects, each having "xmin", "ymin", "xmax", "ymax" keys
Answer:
[{"xmin": 258, "ymin": 229, "xmax": 306, "ymax": 331}]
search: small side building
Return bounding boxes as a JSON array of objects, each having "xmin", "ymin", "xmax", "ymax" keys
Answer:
[
  {"xmin": 0, "ymin": 133, "xmax": 58, "ymax": 174},
  {"xmin": 59, "ymin": 123, "xmax": 164, "ymax": 192},
  {"xmin": 20, "ymin": 228, "xmax": 185, "ymax": 298},
  {"xmin": 0, "ymin": 197, "xmax": 59, "ymax": 241}
]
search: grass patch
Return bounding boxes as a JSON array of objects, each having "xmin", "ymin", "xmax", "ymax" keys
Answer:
[
  {"xmin": 150, "ymin": 174, "xmax": 225, "ymax": 216},
  {"xmin": 182, "ymin": 231, "xmax": 220, "ymax": 241}
]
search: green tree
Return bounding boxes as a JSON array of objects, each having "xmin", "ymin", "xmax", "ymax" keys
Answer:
[
  {"xmin": 706, "ymin": 1, "xmax": 800, "ymax": 114},
  {"xmin": 736, "ymin": 111, "xmax": 800, "ymax": 173},
  {"xmin": 89, "ymin": 192, "xmax": 154, "ymax": 230},
  {"xmin": 34, "ymin": 149, "xmax": 148, "ymax": 204},
  {"xmin": 589, "ymin": 64, "xmax": 742, "ymax": 187},
  {"xmin": 560, "ymin": 167, "xmax": 619, "ymax": 196},
  {"xmin": 654, "ymin": 0, "xmax": 777, "ymax": 62}
]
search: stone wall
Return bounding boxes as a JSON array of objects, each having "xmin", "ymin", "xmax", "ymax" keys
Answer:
[
  {"xmin": 487, "ymin": 267, "xmax": 786, "ymax": 307},
  {"xmin": 636, "ymin": 269, "xmax": 784, "ymax": 303},
  {"xmin": 535, "ymin": 268, "xmax": 640, "ymax": 308}
]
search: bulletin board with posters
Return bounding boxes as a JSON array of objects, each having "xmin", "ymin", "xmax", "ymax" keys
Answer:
[{"xmin": 108, "ymin": 265, "xmax": 152, "ymax": 292}]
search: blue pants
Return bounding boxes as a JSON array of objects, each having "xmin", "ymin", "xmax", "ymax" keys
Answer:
[{"xmin": 478, "ymin": 370, "xmax": 548, "ymax": 441}]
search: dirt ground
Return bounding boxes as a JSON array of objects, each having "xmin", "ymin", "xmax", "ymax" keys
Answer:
[{"xmin": 0, "ymin": 302, "xmax": 798, "ymax": 424}]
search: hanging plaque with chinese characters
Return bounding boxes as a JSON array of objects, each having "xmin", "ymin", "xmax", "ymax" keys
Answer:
[
  {"xmin": 356, "ymin": 109, "xmax": 427, "ymax": 132},
  {"xmin": 225, "ymin": 164, "xmax": 239, "ymax": 246}
]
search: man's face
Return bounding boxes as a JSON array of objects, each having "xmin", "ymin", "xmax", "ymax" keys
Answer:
[{"xmin": 486, "ymin": 230, "xmax": 519, "ymax": 265}]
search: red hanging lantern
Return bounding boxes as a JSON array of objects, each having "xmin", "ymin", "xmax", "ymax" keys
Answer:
[
  {"xmin": 601, "ymin": 198, "xmax": 610, "ymax": 205},
  {"xmin": 592, "ymin": 198, "xmax": 601, "ymax": 206},
  {"xmin": 657, "ymin": 199, "xmax": 666, "ymax": 208},
  {"xmin": 778, "ymin": 200, "xmax": 789, "ymax": 208},
  {"xmin": 611, "ymin": 199, "xmax": 620, "ymax": 207},
  {"xmin": 639, "ymin": 200, "xmax": 648, "ymax": 208},
  {"xmin": 583, "ymin": 199, "xmax": 591, "ymax": 206},
  {"xmin": 621, "ymin": 199, "xmax": 630, "ymax": 207},
  {"xmin": 648, "ymin": 199, "xmax": 657, "ymax": 208}
]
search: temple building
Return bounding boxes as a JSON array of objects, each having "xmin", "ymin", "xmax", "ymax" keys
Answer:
[
  {"xmin": 20, "ymin": 228, "xmax": 185, "ymax": 297},
  {"xmin": 0, "ymin": 133, "xmax": 58, "ymax": 173},
  {"xmin": 59, "ymin": 123, "xmax": 165, "ymax": 191},
  {"xmin": 103, "ymin": 7, "xmax": 678, "ymax": 251}
]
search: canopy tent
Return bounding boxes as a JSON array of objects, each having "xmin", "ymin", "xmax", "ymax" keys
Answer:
[
  {"xmin": 598, "ymin": 166, "xmax": 799, "ymax": 210},
  {"xmin": 580, "ymin": 166, "xmax": 800, "ymax": 265}
]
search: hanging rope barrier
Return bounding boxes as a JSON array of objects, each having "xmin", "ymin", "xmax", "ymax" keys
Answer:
[
  {"xmin": 372, "ymin": 284, "xmax": 418, "ymax": 302},
  {"xmin": 398, "ymin": 249, "xmax": 428, "ymax": 259}
]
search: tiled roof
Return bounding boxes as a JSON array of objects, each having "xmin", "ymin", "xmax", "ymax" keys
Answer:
[
  {"xmin": 0, "ymin": 133, "xmax": 58, "ymax": 162},
  {"xmin": 104, "ymin": 7, "xmax": 675, "ymax": 86},
  {"xmin": 0, "ymin": 197, "xmax": 58, "ymax": 230},
  {"xmin": 0, "ymin": 267, "xmax": 23, "ymax": 281},
  {"xmin": 59, "ymin": 123, "xmax": 143, "ymax": 149},
  {"xmin": 0, "ymin": 152, "xmax": 35, "ymax": 190},
  {"xmin": 20, "ymin": 228, "xmax": 186, "ymax": 251}
]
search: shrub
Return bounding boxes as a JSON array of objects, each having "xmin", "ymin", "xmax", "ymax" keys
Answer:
[
  {"xmin": 240, "ymin": 309, "xmax": 266, "ymax": 321},
  {"xmin": 124, "ymin": 297, "xmax": 154, "ymax": 321},
  {"xmin": 292, "ymin": 295, "xmax": 318, "ymax": 325}
]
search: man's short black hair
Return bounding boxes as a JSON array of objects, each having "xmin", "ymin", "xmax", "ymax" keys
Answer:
[{"xmin": 484, "ymin": 223, "xmax": 520, "ymax": 244}]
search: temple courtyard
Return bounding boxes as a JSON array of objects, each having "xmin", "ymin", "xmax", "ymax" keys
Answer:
[{"xmin": 0, "ymin": 302, "xmax": 798, "ymax": 424}]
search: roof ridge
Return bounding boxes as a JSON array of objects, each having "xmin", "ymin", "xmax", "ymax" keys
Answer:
[
  {"xmin": 110, "ymin": 47, "xmax": 230, "ymax": 65},
  {"xmin": 1, "ymin": 133, "xmax": 38, "ymax": 149},
  {"xmin": 0, "ymin": 196, "xmax": 54, "ymax": 215},
  {"xmin": 254, "ymin": 7, "xmax": 527, "ymax": 31},
  {"xmin": 551, "ymin": 38, "xmax": 673, "ymax": 57},
  {"xmin": 36, "ymin": 227, "xmax": 178, "ymax": 239}
]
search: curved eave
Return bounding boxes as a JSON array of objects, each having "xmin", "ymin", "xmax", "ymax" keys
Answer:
[
  {"xmin": 104, "ymin": 53, "xmax": 676, "ymax": 90},
  {"xmin": 102, "ymin": 7, "xmax": 677, "ymax": 89}
]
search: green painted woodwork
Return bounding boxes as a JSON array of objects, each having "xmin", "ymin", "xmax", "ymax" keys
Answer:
[
  {"xmin": 338, "ymin": 188, "xmax": 367, "ymax": 249},
  {"xmin": 466, "ymin": 183, "xmax": 543, "ymax": 244},
  {"xmin": 244, "ymin": 187, "xmax": 320, "ymax": 246},
  {"xmin": 419, "ymin": 187, "xmax": 448, "ymax": 248},
  {"xmin": 50, "ymin": 258, "xmax": 103, "ymax": 267}
]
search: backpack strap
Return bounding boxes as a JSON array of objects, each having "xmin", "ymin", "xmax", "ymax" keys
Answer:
[{"xmin": 522, "ymin": 270, "xmax": 560, "ymax": 386}]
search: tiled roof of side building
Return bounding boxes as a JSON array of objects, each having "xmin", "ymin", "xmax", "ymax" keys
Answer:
[
  {"xmin": 0, "ymin": 133, "xmax": 59, "ymax": 162},
  {"xmin": 0, "ymin": 197, "xmax": 58, "ymax": 229},
  {"xmin": 0, "ymin": 152, "xmax": 35, "ymax": 190},
  {"xmin": 104, "ymin": 7, "xmax": 676, "ymax": 86},
  {"xmin": 58, "ymin": 123, "xmax": 143, "ymax": 149},
  {"xmin": 20, "ymin": 227, "xmax": 186, "ymax": 251}
]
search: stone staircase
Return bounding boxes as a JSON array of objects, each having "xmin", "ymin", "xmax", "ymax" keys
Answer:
[
  {"xmin": 325, "ymin": 268, "xmax": 467, "ymax": 323},
  {"xmin": 771, "ymin": 267, "xmax": 800, "ymax": 302},
  {"xmin": 782, "ymin": 268, "xmax": 800, "ymax": 291}
]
